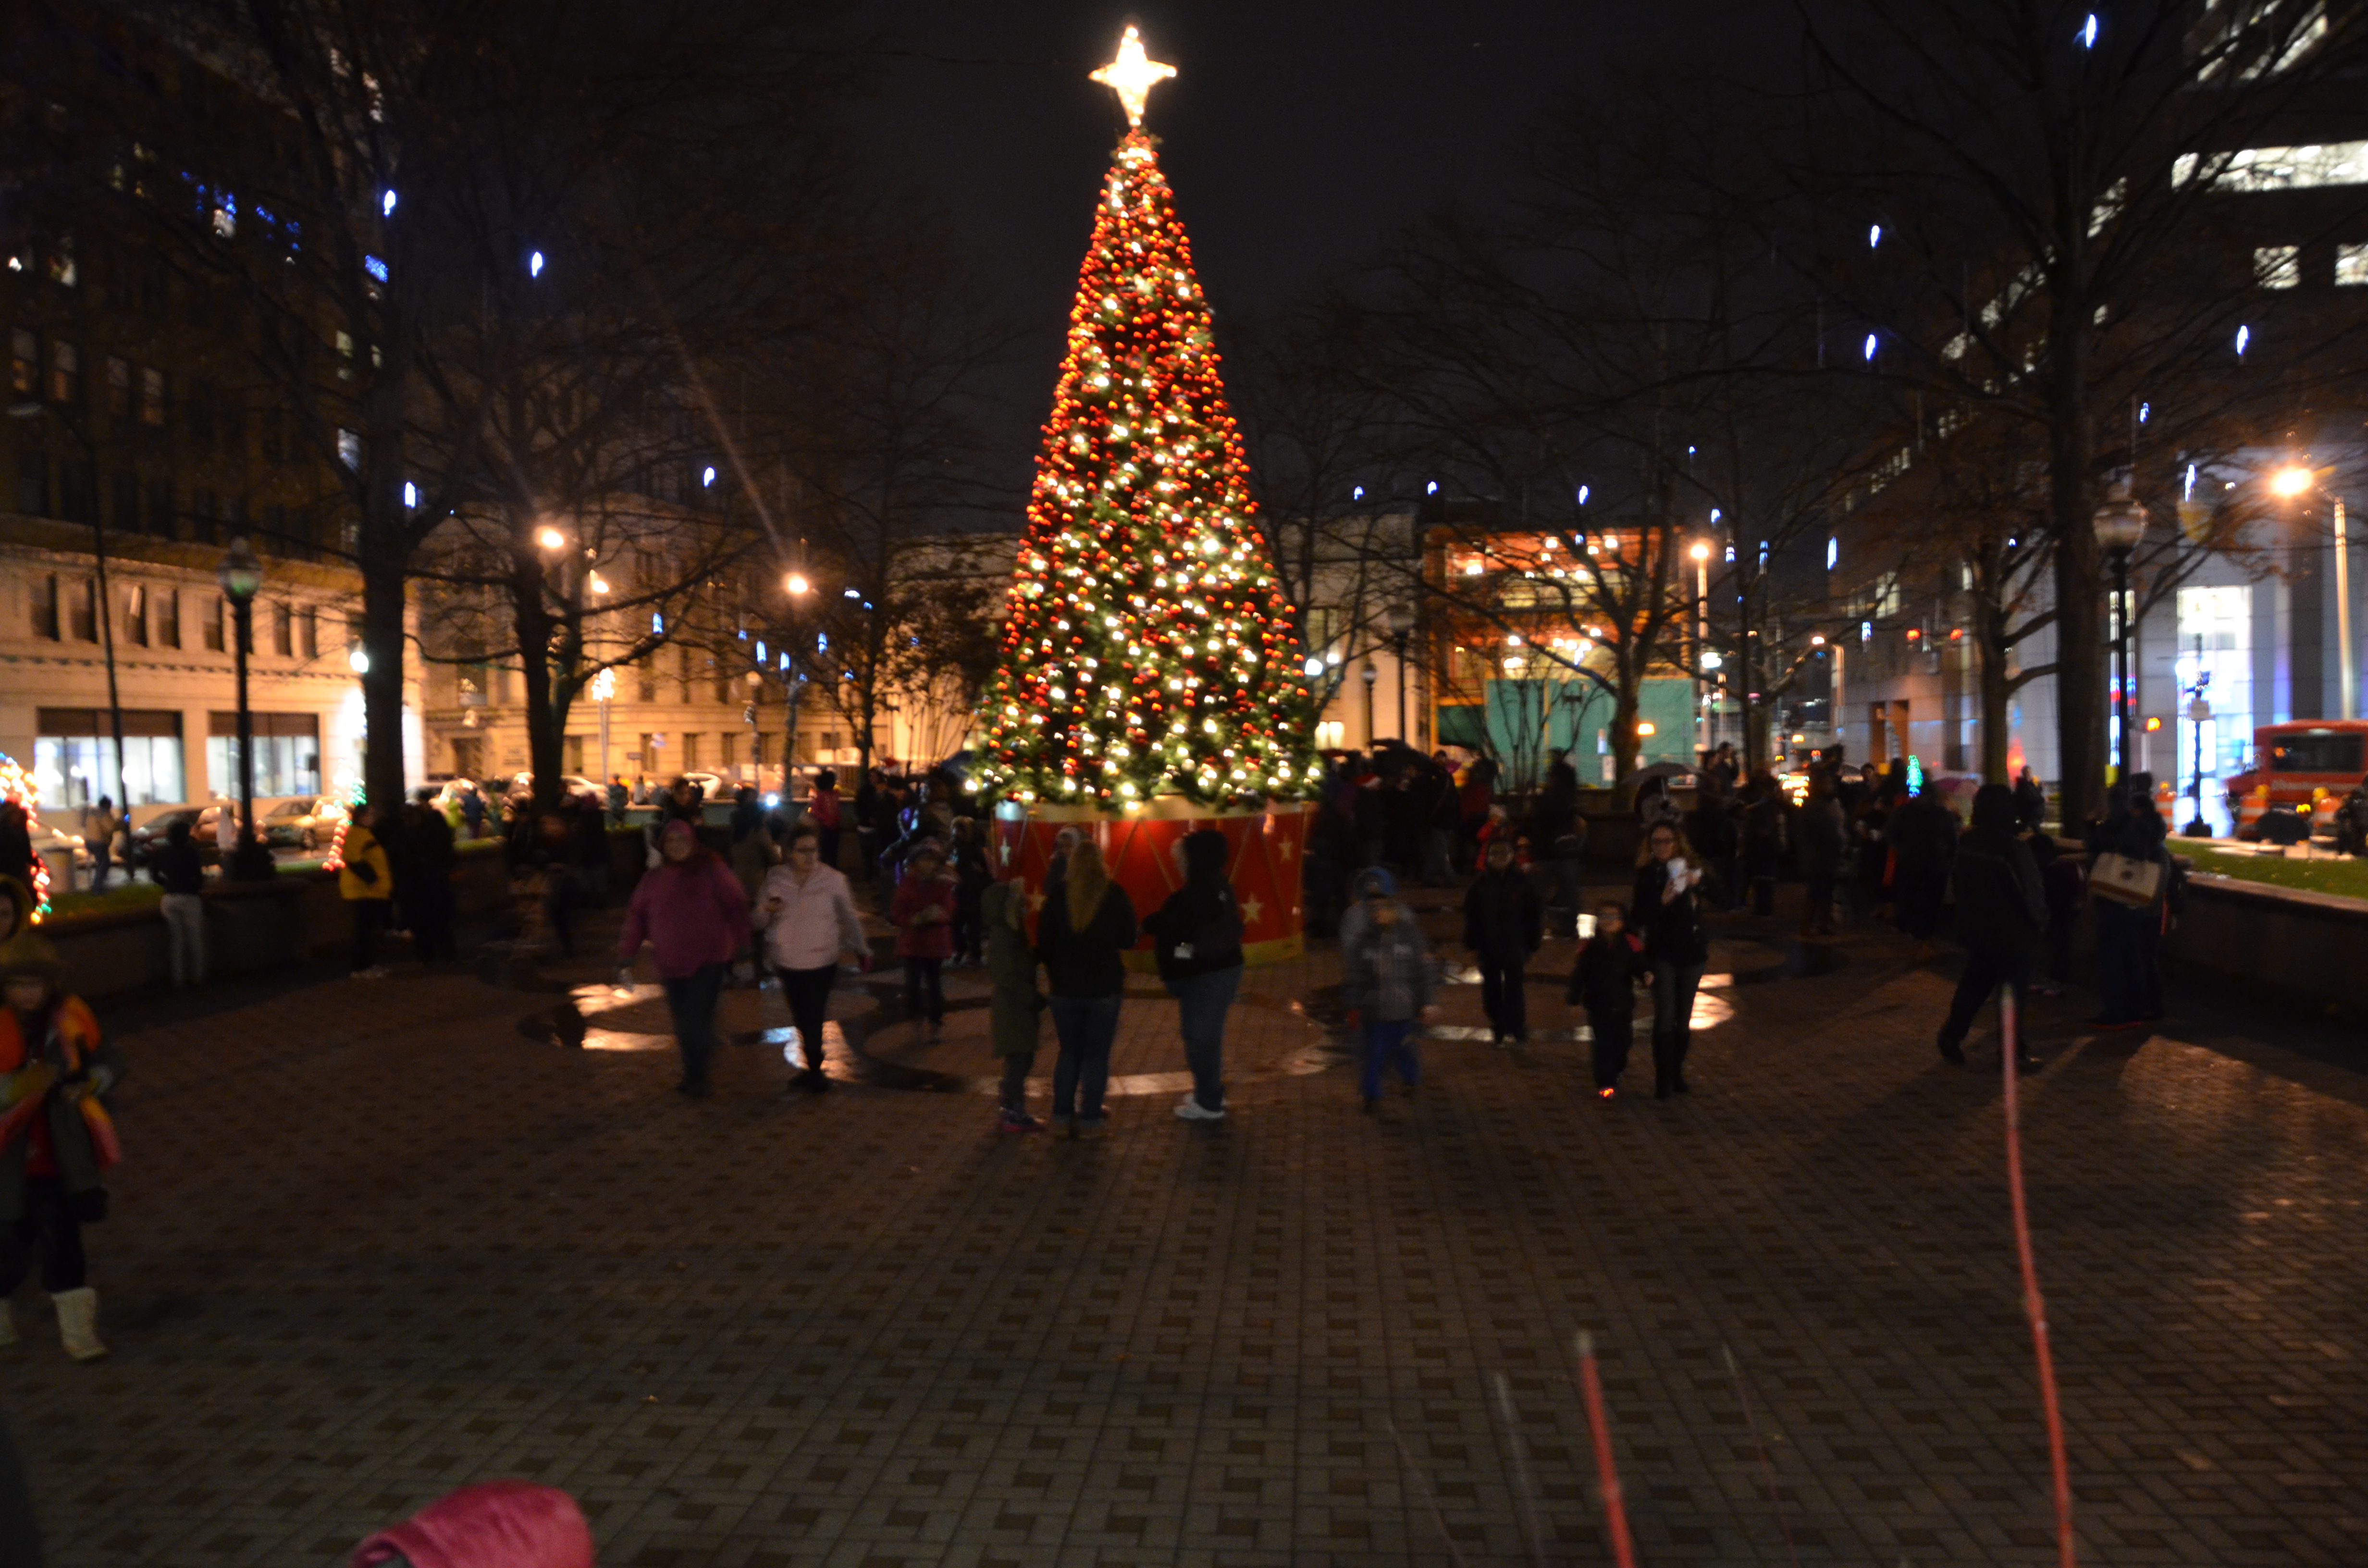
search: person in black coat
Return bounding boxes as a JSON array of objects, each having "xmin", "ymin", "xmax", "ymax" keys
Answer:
[
  {"xmin": 1936, "ymin": 784, "xmax": 2046, "ymax": 1068},
  {"xmin": 1035, "ymin": 841, "xmax": 1140, "ymax": 1138},
  {"xmin": 1462, "ymin": 837, "xmax": 1543, "ymax": 1046},
  {"xmin": 1144, "ymin": 828, "xmax": 1244, "ymax": 1120},
  {"xmin": 1568, "ymin": 900, "xmax": 1645, "ymax": 1095},
  {"xmin": 1887, "ymin": 778, "xmax": 1959, "ymax": 955},
  {"xmin": 1632, "ymin": 819, "xmax": 1710, "ymax": 1099}
]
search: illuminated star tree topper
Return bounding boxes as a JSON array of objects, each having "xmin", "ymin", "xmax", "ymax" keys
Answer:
[{"xmin": 975, "ymin": 28, "xmax": 1320, "ymax": 810}]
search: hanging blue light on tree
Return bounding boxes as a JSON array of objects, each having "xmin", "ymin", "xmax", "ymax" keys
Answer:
[
  {"xmin": 2078, "ymin": 13, "xmax": 2099, "ymax": 48},
  {"xmin": 1862, "ymin": 331, "xmax": 1879, "ymax": 362}
]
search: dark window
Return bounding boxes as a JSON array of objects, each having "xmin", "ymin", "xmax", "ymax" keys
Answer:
[
  {"xmin": 158, "ymin": 588, "xmax": 179, "ymax": 649},
  {"xmin": 271, "ymin": 601, "xmax": 292, "ymax": 656},
  {"xmin": 105, "ymin": 355, "xmax": 130, "ymax": 417},
  {"xmin": 69, "ymin": 578, "xmax": 95, "ymax": 641},
  {"xmin": 202, "ymin": 596, "xmax": 224, "ymax": 652},
  {"xmin": 147, "ymin": 476, "xmax": 173, "ymax": 536},
  {"xmin": 191, "ymin": 487, "xmax": 217, "ymax": 543},
  {"xmin": 186, "ymin": 381, "xmax": 214, "ymax": 443},
  {"xmin": 111, "ymin": 471, "xmax": 138, "ymax": 532},
  {"xmin": 124, "ymin": 584, "xmax": 147, "ymax": 646},
  {"xmin": 9, "ymin": 330, "xmax": 35, "ymax": 395},
  {"xmin": 58, "ymin": 460, "xmax": 94, "ymax": 523},
  {"xmin": 2270, "ymin": 732, "xmax": 2366, "ymax": 774},
  {"xmin": 262, "ymin": 406, "xmax": 286, "ymax": 462},
  {"xmin": 16, "ymin": 449, "xmax": 46, "ymax": 517},
  {"xmin": 30, "ymin": 575, "xmax": 58, "ymax": 640},
  {"xmin": 140, "ymin": 367, "xmax": 165, "ymax": 427},
  {"xmin": 137, "ymin": 258, "xmax": 166, "ymax": 314},
  {"xmin": 300, "ymin": 606, "xmax": 317, "ymax": 660}
]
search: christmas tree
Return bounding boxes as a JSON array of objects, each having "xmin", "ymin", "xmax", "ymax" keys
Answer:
[{"xmin": 976, "ymin": 28, "xmax": 1320, "ymax": 810}]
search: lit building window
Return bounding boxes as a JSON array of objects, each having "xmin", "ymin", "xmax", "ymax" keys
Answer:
[
  {"xmin": 2254, "ymin": 245, "xmax": 2300, "ymax": 288},
  {"xmin": 338, "ymin": 428, "xmax": 361, "ymax": 469},
  {"xmin": 2338, "ymin": 243, "xmax": 2368, "ymax": 285},
  {"xmin": 2178, "ymin": 140, "xmax": 2368, "ymax": 192}
]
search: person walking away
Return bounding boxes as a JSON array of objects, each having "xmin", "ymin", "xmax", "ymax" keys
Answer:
[
  {"xmin": 1532, "ymin": 757, "xmax": 1586, "ymax": 931},
  {"xmin": 808, "ymin": 769, "xmax": 843, "ymax": 870},
  {"xmin": 2126, "ymin": 773, "xmax": 2171, "ymax": 1019},
  {"xmin": 752, "ymin": 822, "xmax": 866, "ymax": 1094},
  {"xmin": 1795, "ymin": 773, "xmax": 1847, "ymax": 938},
  {"xmin": 2028, "ymin": 831, "xmax": 2085, "ymax": 996},
  {"xmin": 1419, "ymin": 757, "xmax": 1459, "ymax": 886},
  {"xmin": 1887, "ymin": 775, "xmax": 1958, "ymax": 960},
  {"xmin": 890, "ymin": 841, "xmax": 957, "ymax": 1038},
  {"xmin": 728, "ymin": 788, "xmax": 772, "ymax": 909},
  {"xmin": 2086, "ymin": 783, "xmax": 2168, "ymax": 1029},
  {"xmin": 1740, "ymin": 774, "xmax": 1788, "ymax": 918},
  {"xmin": 1935, "ymin": 783, "xmax": 2046, "ymax": 1069},
  {"xmin": 606, "ymin": 775, "xmax": 629, "ymax": 827},
  {"xmin": 149, "ymin": 817, "xmax": 208, "ymax": 988},
  {"xmin": 1462, "ymin": 837, "xmax": 1542, "ymax": 1047},
  {"xmin": 1145, "ymin": 828, "xmax": 1245, "ymax": 1122},
  {"xmin": 81, "ymin": 798, "xmax": 119, "ymax": 892},
  {"xmin": 981, "ymin": 878, "xmax": 1048, "ymax": 1132},
  {"xmin": 1340, "ymin": 868, "xmax": 1436, "ymax": 1110},
  {"xmin": 619, "ymin": 819, "xmax": 750, "ymax": 1098},
  {"xmin": 2013, "ymin": 767, "xmax": 2047, "ymax": 833},
  {"xmin": 458, "ymin": 784, "xmax": 486, "ymax": 841},
  {"xmin": 0, "ymin": 931, "xmax": 127, "ymax": 1360},
  {"xmin": 1036, "ymin": 841, "xmax": 1138, "ymax": 1139},
  {"xmin": 572, "ymin": 792, "xmax": 611, "ymax": 910},
  {"xmin": 340, "ymin": 805, "xmax": 396, "ymax": 978},
  {"xmin": 1568, "ymin": 900, "xmax": 1644, "ymax": 1097},
  {"xmin": 949, "ymin": 817, "xmax": 991, "ymax": 967},
  {"xmin": 530, "ymin": 809, "xmax": 581, "ymax": 959},
  {"xmin": 404, "ymin": 791, "xmax": 459, "ymax": 963},
  {"xmin": 1633, "ymin": 821, "xmax": 1709, "ymax": 1100}
]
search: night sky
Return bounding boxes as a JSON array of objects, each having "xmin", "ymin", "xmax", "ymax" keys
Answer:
[{"xmin": 847, "ymin": 1, "xmax": 1714, "ymax": 499}]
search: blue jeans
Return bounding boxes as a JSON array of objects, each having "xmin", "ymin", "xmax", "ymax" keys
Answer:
[
  {"xmin": 1361, "ymin": 1018, "xmax": 1420, "ymax": 1100},
  {"xmin": 1049, "ymin": 993, "xmax": 1123, "ymax": 1121},
  {"xmin": 663, "ymin": 961, "xmax": 730, "ymax": 1090},
  {"xmin": 1166, "ymin": 967, "xmax": 1240, "ymax": 1111}
]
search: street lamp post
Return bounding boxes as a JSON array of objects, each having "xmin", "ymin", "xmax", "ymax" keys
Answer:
[
  {"xmin": 216, "ymin": 538, "xmax": 274, "ymax": 882},
  {"xmin": 2091, "ymin": 483, "xmax": 2149, "ymax": 784},
  {"xmin": 2183, "ymin": 634, "xmax": 2212, "ymax": 838},
  {"xmin": 2337, "ymin": 497, "xmax": 2356, "ymax": 723},
  {"xmin": 1359, "ymin": 660, "xmax": 1379, "ymax": 748},
  {"xmin": 1385, "ymin": 603, "xmax": 1416, "ymax": 743},
  {"xmin": 591, "ymin": 666, "xmax": 616, "ymax": 789}
]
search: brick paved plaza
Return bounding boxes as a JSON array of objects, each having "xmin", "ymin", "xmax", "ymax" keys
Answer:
[{"xmin": 6, "ymin": 886, "xmax": 2364, "ymax": 1566}]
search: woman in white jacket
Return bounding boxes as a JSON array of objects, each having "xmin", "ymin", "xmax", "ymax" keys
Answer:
[{"xmin": 752, "ymin": 822, "xmax": 868, "ymax": 1093}]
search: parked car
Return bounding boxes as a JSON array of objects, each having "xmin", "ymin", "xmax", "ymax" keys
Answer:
[
  {"xmin": 261, "ymin": 796, "xmax": 345, "ymax": 851},
  {"xmin": 126, "ymin": 807, "xmax": 217, "ymax": 871}
]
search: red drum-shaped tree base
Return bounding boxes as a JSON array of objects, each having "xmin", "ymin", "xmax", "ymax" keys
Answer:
[{"xmin": 992, "ymin": 798, "xmax": 1311, "ymax": 968}]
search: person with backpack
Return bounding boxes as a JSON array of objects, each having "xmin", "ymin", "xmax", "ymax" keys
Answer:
[
  {"xmin": 1340, "ymin": 868, "xmax": 1437, "ymax": 1111},
  {"xmin": 1145, "ymin": 828, "xmax": 1245, "ymax": 1123},
  {"xmin": 1462, "ymin": 836, "xmax": 1542, "ymax": 1047},
  {"xmin": 1936, "ymin": 783, "xmax": 2046, "ymax": 1070},
  {"xmin": 1036, "ymin": 841, "xmax": 1138, "ymax": 1139},
  {"xmin": 1568, "ymin": 899, "xmax": 1645, "ymax": 1097}
]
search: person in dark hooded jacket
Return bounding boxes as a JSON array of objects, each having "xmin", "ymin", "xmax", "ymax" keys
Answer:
[
  {"xmin": 1936, "ymin": 783, "xmax": 2046, "ymax": 1068},
  {"xmin": 1144, "ymin": 828, "xmax": 1245, "ymax": 1121},
  {"xmin": 1461, "ymin": 837, "xmax": 1542, "ymax": 1046}
]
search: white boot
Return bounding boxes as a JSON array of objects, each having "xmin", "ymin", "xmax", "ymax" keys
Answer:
[
  {"xmin": 0, "ymin": 1299, "xmax": 16, "ymax": 1348},
  {"xmin": 52, "ymin": 1287, "xmax": 105, "ymax": 1361}
]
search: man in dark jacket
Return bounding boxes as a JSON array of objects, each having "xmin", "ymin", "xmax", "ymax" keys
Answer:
[
  {"xmin": 1145, "ymin": 828, "xmax": 1245, "ymax": 1121},
  {"xmin": 1887, "ymin": 777, "xmax": 1959, "ymax": 957},
  {"xmin": 1463, "ymin": 837, "xmax": 1542, "ymax": 1046},
  {"xmin": 404, "ymin": 789, "xmax": 459, "ymax": 961},
  {"xmin": 1936, "ymin": 783, "xmax": 2046, "ymax": 1068}
]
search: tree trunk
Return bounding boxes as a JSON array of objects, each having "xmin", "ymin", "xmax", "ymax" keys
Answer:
[
  {"xmin": 359, "ymin": 530, "xmax": 409, "ymax": 813},
  {"xmin": 2048, "ymin": 357, "xmax": 2105, "ymax": 825},
  {"xmin": 510, "ymin": 539, "xmax": 565, "ymax": 813},
  {"xmin": 1610, "ymin": 661, "xmax": 1641, "ymax": 783},
  {"xmin": 1978, "ymin": 640, "xmax": 2012, "ymax": 784}
]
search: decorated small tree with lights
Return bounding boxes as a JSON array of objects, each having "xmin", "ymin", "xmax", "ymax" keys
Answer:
[{"xmin": 975, "ymin": 28, "xmax": 1320, "ymax": 811}]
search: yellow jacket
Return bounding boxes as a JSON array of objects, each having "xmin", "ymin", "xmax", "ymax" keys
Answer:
[{"xmin": 339, "ymin": 825, "xmax": 393, "ymax": 901}]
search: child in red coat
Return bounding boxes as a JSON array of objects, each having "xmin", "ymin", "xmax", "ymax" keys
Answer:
[{"xmin": 890, "ymin": 841, "xmax": 958, "ymax": 1036}]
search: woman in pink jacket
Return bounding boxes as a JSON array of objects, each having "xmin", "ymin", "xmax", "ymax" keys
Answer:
[
  {"xmin": 889, "ymin": 840, "xmax": 958, "ymax": 1038},
  {"xmin": 617, "ymin": 819, "xmax": 749, "ymax": 1098}
]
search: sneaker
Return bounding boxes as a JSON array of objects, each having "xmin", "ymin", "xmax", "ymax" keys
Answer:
[
  {"xmin": 999, "ymin": 1111, "xmax": 1045, "ymax": 1134},
  {"xmin": 1072, "ymin": 1117, "xmax": 1110, "ymax": 1140},
  {"xmin": 1175, "ymin": 1101, "xmax": 1226, "ymax": 1122}
]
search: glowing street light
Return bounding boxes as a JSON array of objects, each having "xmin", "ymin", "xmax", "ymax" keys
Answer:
[
  {"xmin": 536, "ymin": 526, "xmax": 566, "ymax": 551},
  {"xmin": 784, "ymin": 572, "xmax": 811, "ymax": 596},
  {"xmin": 2270, "ymin": 464, "xmax": 2314, "ymax": 498}
]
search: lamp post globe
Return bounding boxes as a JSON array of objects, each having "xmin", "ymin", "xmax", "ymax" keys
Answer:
[{"xmin": 216, "ymin": 538, "xmax": 275, "ymax": 881}]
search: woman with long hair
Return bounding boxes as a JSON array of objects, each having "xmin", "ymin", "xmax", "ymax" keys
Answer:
[
  {"xmin": 1034, "ymin": 840, "xmax": 1138, "ymax": 1139},
  {"xmin": 1631, "ymin": 819, "xmax": 1709, "ymax": 1100}
]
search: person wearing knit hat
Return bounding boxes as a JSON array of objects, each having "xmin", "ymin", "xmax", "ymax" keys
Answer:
[{"xmin": 0, "ymin": 929, "xmax": 125, "ymax": 1360}]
